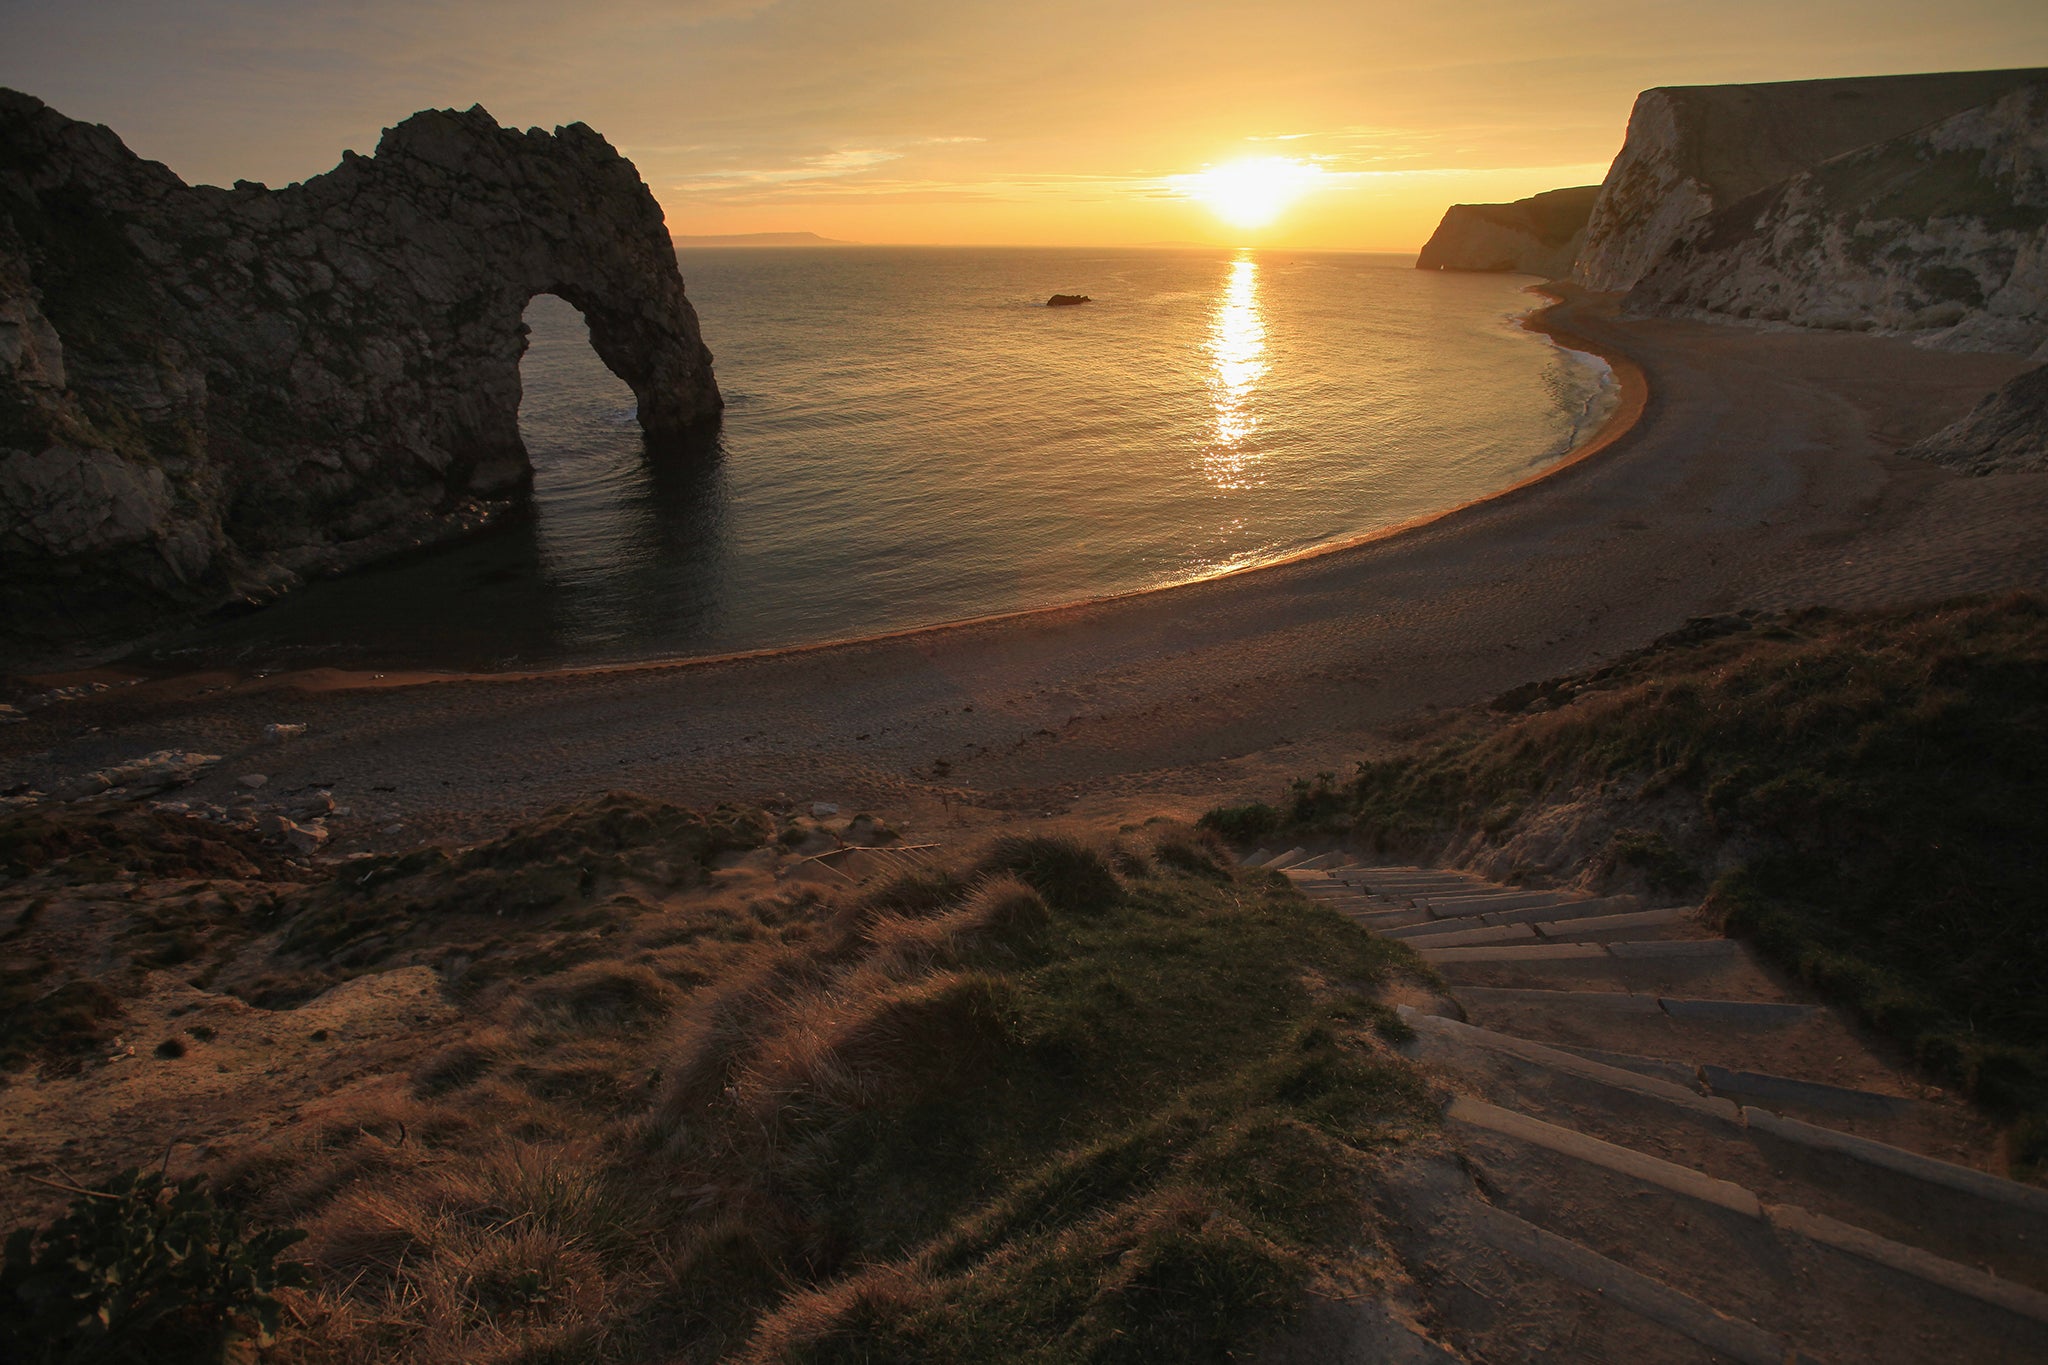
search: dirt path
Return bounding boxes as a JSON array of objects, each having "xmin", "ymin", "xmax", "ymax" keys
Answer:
[{"xmin": 3, "ymin": 295, "xmax": 2042, "ymax": 844}]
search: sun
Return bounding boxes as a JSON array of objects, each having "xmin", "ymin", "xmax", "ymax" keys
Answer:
[{"xmin": 1172, "ymin": 156, "xmax": 1325, "ymax": 229}]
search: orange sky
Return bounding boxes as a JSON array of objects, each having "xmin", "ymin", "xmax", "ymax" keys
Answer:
[{"xmin": 5, "ymin": 1, "xmax": 2047, "ymax": 249}]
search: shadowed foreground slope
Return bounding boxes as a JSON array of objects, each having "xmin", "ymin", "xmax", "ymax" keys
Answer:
[{"xmin": 0, "ymin": 803, "xmax": 1438, "ymax": 1362}]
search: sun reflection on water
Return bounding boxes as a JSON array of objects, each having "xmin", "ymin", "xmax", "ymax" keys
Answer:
[{"xmin": 1203, "ymin": 254, "xmax": 1266, "ymax": 488}]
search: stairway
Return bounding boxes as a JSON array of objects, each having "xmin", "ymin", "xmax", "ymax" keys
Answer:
[{"xmin": 1244, "ymin": 849, "xmax": 2048, "ymax": 1363}]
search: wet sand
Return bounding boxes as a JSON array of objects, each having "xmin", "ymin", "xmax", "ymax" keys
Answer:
[{"xmin": 4, "ymin": 292, "xmax": 2043, "ymax": 844}]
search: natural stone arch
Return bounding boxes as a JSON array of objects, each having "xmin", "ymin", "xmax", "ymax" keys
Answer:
[{"xmin": 0, "ymin": 91, "xmax": 722, "ymax": 654}]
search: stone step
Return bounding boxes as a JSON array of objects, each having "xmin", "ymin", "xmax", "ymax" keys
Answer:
[
  {"xmin": 1549, "ymin": 1043, "xmax": 1920, "ymax": 1119},
  {"xmin": 1424, "ymin": 893, "xmax": 1646, "ymax": 926},
  {"xmin": 1425, "ymin": 936, "xmax": 1779, "ymax": 989},
  {"xmin": 1335, "ymin": 871, "xmax": 1492, "ymax": 892},
  {"xmin": 1346, "ymin": 907, "xmax": 1435, "ymax": 931},
  {"xmin": 1461, "ymin": 1198, "xmax": 1811, "ymax": 1365},
  {"xmin": 1257, "ymin": 846, "xmax": 1310, "ymax": 870},
  {"xmin": 1416, "ymin": 889, "xmax": 1582, "ymax": 914},
  {"xmin": 1282, "ymin": 852, "xmax": 1357, "ymax": 872},
  {"xmin": 1401, "ymin": 905, "xmax": 1698, "ymax": 947},
  {"xmin": 1420, "ymin": 941, "xmax": 1610, "ymax": 964},
  {"xmin": 1385, "ymin": 921, "xmax": 1537, "ymax": 947},
  {"xmin": 1451, "ymin": 1097, "xmax": 2048, "ymax": 1360},
  {"xmin": 1445, "ymin": 982, "xmax": 1942, "ymax": 1103},
  {"xmin": 1406, "ymin": 1010, "xmax": 2048, "ymax": 1291},
  {"xmin": 1380, "ymin": 1158, "xmax": 1814, "ymax": 1364},
  {"xmin": 1532, "ymin": 904, "xmax": 1697, "ymax": 940},
  {"xmin": 1240, "ymin": 847, "xmax": 1274, "ymax": 868}
]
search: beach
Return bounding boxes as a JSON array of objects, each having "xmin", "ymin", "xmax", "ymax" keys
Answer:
[{"xmin": 3, "ymin": 291, "xmax": 2043, "ymax": 845}]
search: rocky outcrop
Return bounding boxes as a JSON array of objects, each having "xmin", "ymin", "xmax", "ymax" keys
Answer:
[
  {"xmin": 1415, "ymin": 186, "xmax": 1598, "ymax": 278},
  {"xmin": 1902, "ymin": 363, "xmax": 2048, "ymax": 473},
  {"xmin": 1572, "ymin": 68, "xmax": 2048, "ymax": 294},
  {"xmin": 1623, "ymin": 83, "xmax": 2048, "ymax": 356},
  {"xmin": 0, "ymin": 90, "xmax": 721, "ymax": 656}
]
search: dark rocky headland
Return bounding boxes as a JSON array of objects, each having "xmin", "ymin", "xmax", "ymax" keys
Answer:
[{"xmin": 0, "ymin": 93, "xmax": 722, "ymax": 661}]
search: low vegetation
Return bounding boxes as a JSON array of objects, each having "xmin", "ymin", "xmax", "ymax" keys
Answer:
[
  {"xmin": 1, "ymin": 1167, "xmax": 310, "ymax": 1364},
  {"xmin": 1, "ymin": 795, "xmax": 1438, "ymax": 1361},
  {"xmin": 1208, "ymin": 595, "xmax": 2048, "ymax": 1168}
]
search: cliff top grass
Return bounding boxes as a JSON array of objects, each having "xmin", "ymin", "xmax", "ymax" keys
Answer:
[
  {"xmin": 1207, "ymin": 593, "xmax": 2048, "ymax": 1170},
  {"xmin": 0, "ymin": 796, "xmax": 1438, "ymax": 1362}
]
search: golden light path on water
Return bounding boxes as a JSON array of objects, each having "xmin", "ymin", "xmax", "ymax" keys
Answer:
[{"xmin": 1203, "ymin": 253, "xmax": 1267, "ymax": 490}]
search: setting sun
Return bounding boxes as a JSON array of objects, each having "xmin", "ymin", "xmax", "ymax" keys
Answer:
[{"xmin": 1171, "ymin": 156, "xmax": 1327, "ymax": 229}]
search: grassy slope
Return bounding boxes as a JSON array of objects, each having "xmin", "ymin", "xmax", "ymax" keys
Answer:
[
  {"xmin": 0, "ymin": 801, "xmax": 1438, "ymax": 1363},
  {"xmin": 1208, "ymin": 595, "xmax": 2048, "ymax": 1165}
]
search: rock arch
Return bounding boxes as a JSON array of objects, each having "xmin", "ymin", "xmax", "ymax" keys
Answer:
[{"xmin": 0, "ymin": 91, "xmax": 722, "ymax": 655}]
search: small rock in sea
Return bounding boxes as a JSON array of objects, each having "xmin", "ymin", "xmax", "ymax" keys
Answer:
[
  {"xmin": 294, "ymin": 790, "xmax": 336, "ymax": 818},
  {"xmin": 381, "ymin": 823, "xmax": 405, "ymax": 835},
  {"xmin": 1046, "ymin": 293, "xmax": 1091, "ymax": 307},
  {"xmin": 0, "ymin": 704, "xmax": 22, "ymax": 723},
  {"xmin": 264, "ymin": 722, "xmax": 308, "ymax": 742},
  {"xmin": 239, "ymin": 773, "xmax": 269, "ymax": 789},
  {"xmin": 811, "ymin": 802, "xmax": 840, "ymax": 818}
]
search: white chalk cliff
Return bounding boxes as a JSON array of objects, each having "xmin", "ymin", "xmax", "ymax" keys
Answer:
[{"xmin": 1414, "ymin": 186, "xmax": 1598, "ymax": 278}]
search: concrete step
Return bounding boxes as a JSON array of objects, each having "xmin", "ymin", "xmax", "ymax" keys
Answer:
[
  {"xmin": 1451, "ymin": 1096, "xmax": 2048, "ymax": 1361},
  {"xmin": 1258, "ymin": 846, "xmax": 1310, "ymax": 870},
  {"xmin": 1405, "ymin": 1010, "xmax": 2048, "ymax": 1292}
]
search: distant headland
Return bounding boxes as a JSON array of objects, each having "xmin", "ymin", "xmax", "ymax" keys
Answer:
[{"xmin": 672, "ymin": 231, "xmax": 856, "ymax": 247}]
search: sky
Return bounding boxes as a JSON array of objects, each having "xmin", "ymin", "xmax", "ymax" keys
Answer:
[{"xmin": 4, "ymin": 2, "xmax": 2047, "ymax": 250}]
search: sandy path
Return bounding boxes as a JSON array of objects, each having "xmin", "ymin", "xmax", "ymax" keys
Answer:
[{"xmin": 4, "ymin": 294, "xmax": 2043, "ymax": 843}]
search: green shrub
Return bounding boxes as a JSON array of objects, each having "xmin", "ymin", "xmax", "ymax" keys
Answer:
[
  {"xmin": 0, "ymin": 1168, "xmax": 310, "ymax": 1363},
  {"xmin": 973, "ymin": 836, "xmax": 1123, "ymax": 915},
  {"xmin": 1196, "ymin": 803, "xmax": 1281, "ymax": 844}
]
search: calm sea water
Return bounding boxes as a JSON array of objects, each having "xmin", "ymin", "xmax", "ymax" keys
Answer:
[{"xmin": 153, "ymin": 247, "xmax": 1611, "ymax": 670}]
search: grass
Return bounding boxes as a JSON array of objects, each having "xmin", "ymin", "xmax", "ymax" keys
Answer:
[
  {"xmin": 162, "ymin": 823, "xmax": 1433, "ymax": 1363},
  {"xmin": 628, "ymin": 830, "xmax": 1436, "ymax": 1362},
  {"xmin": 1209, "ymin": 595, "xmax": 2048, "ymax": 1168},
  {"xmin": 2, "ymin": 793, "xmax": 1439, "ymax": 1360}
]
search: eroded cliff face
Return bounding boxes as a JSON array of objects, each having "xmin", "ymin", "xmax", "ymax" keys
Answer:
[
  {"xmin": 1624, "ymin": 84, "xmax": 2048, "ymax": 357},
  {"xmin": 1415, "ymin": 186, "xmax": 1597, "ymax": 278},
  {"xmin": 1572, "ymin": 69, "xmax": 2048, "ymax": 294},
  {"xmin": 0, "ymin": 91, "xmax": 721, "ymax": 655}
]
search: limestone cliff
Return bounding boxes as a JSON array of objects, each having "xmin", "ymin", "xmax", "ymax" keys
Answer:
[
  {"xmin": 1902, "ymin": 363, "xmax": 2048, "ymax": 474},
  {"xmin": 0, "ymin": 91, "xmax": 721, "ymax": 655},
  {"xmin": 1415, "ymin": 186, "xmax": 1598, "ymax": 278},
  {"xmin": 1623, "ymin": 84, "xmax": 2048, "ymax": 357},
  {"xmin": 1572, "ymin": 68, "xmax": 2048, "ymax": 294}
]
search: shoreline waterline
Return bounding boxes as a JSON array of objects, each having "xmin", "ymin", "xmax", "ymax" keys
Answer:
[{"xmin": 30, "ymin": 286, "xmax": 1647, "ymax": 697}]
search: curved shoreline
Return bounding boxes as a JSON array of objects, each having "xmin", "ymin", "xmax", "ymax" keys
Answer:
[
  {"xmin": 68, "ymin": 287, "xmax": 1651, "ymax": 698},
  {"xmin": 4, "ymin": 293, "xmax": 2039, "ymax": 845}
]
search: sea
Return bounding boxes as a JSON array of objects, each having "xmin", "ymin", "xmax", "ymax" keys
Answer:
[{"xmin": 147, "ymin": 247, "xmax": 1615, "ymax": 671}]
